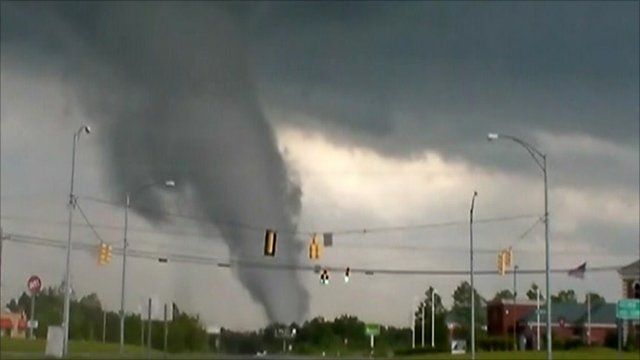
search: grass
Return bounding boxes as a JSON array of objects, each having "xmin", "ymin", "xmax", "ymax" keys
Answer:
[
  {"xmin": 1, "ymin": 337, "xmax": 156, "ymax": 358},
  {"xmin": 399, "ymin": 348, "xmax": 639, "ymax": 359},
  {"xmin": 1, "ymin": 339, "xmax": 637, "ymax": 359}
]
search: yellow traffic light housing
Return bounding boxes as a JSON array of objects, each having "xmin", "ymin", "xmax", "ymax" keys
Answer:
[
  {"xmin": 309, "ymin": 234, "xmax": 322, "ymax": 260},
  {"xmin": 99, "ymin": 242, "xmax": 112, "ymax": 265},
  {"xmin": 497, "ymin": 251, "xmax": 506, "ymax": 275}
]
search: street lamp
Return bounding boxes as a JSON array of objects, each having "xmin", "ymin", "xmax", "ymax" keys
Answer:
[
  {"xmin": 63, "ymin": 125, "xmax": 91, "ymax": 356},
  {"xmin": 469, "ymin": 191, "xmax": 478, "ymax": 360},
  {"xmin": 487, "ymin": 132, "xmax": 551, "ymax": 359},
  {"xmin": 431, "ymin": 288, "xmax": 438, "ymax": 348},
  {"xmin": 119, "ymin": 180, "xmax": 175, "ymax": 354}
]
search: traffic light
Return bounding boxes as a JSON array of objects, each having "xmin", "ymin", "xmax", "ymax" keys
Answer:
[
  {"xmin": 320, "ymin": 269, "xmax": 329, "ymax": 285},
  {"xmin": 344, "ymin": 267, "xmax": 350, "ymax": 283},
  {"xmin": 497, "ymin": 251, "xmax": 506, "ymax": 276},
  {"xmin": 504, "ymin": 247, "xmax": 513, "ymax": 268},
  {"xmin": 264, "ymin": 229, "xmax": 277, "ymax": 257},
  {"xmin": 309, "ymin": 234, "xmax": 322, "ymax": 260},
  {"xmin": 98, "ymin": 242, "xmax": 112, "ymax": 265}
]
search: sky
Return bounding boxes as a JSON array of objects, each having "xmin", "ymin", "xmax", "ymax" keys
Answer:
[{"xmin": 1, "ymin": 1, "xmax": 638, "ymax": 330}]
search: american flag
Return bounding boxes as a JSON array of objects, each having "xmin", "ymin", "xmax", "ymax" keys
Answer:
[{"xmin": 567, "ymin": 262, "xmax": 587, "ymax": 279}]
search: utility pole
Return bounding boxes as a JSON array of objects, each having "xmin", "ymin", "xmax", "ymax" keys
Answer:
[
  {"xmin": 411, "ymin": 306, "xmax": 415, "ymax": 349},
  {"xmin": 469, "ymin": 191, "xmax": 478, "ymax": 360},
  {"xmin": 103, "ymin": 311, "xmax": 107, "ymax": 343},
  {"xmin": 537, "ymin": 288, "xmax": 541, "ymax": 351},
  {"xmin": 421, "ymin": 300, "xmax": 425, "ymax": 347},
  {"xmin": 30, "ymin": 292, "xmax": 36, "ymax": 339},
  {"xmin": 431, "ymin": 289, "xmax": 436, "ymax": 348},
  {"xmin": 587, "ymin": 293, "xmax": 591, "ymax": 346},
  {"xmin": 147, "ymin": 298, "xmax": 152, "ymax": 360},
  {"xmin": 1, "ymin": 228, "xmax": 9, "ymax": 313},
  {"xmin": 164, "ymin": 303, "xmax": 168, "ymax": 355},
  {"xmin": 513, "ymin": 265, "xmax": 518, "ymax": 350}
]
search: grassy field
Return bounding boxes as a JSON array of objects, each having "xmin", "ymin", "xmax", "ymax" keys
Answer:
[
  {"xmin": 0, "ymin": 337, "xmax": 156, "ymax": 358},
  {"xmin": 400, "ymin": 348, "xmax": 637, "ymax": 359},
  {"xmin": 1, "ymin": 338, "xmax": 637, "ymax": 359}
]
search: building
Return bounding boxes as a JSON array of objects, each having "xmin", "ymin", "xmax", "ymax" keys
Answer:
[
  {"xmin": 618, "ymin": 259, "xmax": 640, "ymax": 348},
  {"xmin": 522, "ymin": 302, "xmax": 617, "ymax": 348},
  {"xmin": 0, "ymin": 309, "xmax": 28, "ymax": 339},
  {"xmin": 487, "ymin": 299, "xmax": 537, "ymax": 338},
  {"xmin": 487, "ymin": 299, "xmax": 617, "ymax": 349},
  {"xmin": 618, "ymin": 259, "xmax": 640, "ymax": 299}
]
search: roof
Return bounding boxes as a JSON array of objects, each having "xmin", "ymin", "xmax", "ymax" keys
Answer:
[
  {"xmin": 521, "ymin": 302, "xmax": 616, "ymax": 325},
  {"xmin": 618, "ymin": 259, "xmax": 640, "ymax": 279}
]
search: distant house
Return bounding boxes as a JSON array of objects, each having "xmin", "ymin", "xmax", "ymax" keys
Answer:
[{"xmin": 0, "ymin": 309, "xmax": 28, "ymax": 339}]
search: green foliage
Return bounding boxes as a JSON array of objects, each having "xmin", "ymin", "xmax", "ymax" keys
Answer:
[
  {"xmin": 4, "ymin": 287, "xmax": 207, "ymax": 352},
  {"xmin": 585, "ymin": 292, "xmax": 606, "ymax": 305},
  {"xmin": 477, "ymin": 335, "xmax": 512, "ymax": 351},
  {"xmin": 526, "ymin": 282, "xmax": 544, "ymax": 301},
  {"xmin": 493, "ymin": 289, "xmax": 514, "ymax": 301},
  {"xmin": 450, "ymin": 281, "xmax": 487, "ymax": 328},
  {"xmin": 552, "ymin": 289, "xmax": 578, "ymax": 304}
]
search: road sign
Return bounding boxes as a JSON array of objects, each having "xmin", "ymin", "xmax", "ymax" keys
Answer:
[
  {"xmin": 27, "ymin": 275, "xmax": 42, "ymax": 294},
  {"xmin": 27, "ymin": 320, "xmax": 39, "ymax": 329},
  {"xmin": 365, "ymin": 323, "xmax": 380, "ymax": 336},
  {"xmin": 616, "ymin": 299, "xmax": 640, "ymax": 320}
]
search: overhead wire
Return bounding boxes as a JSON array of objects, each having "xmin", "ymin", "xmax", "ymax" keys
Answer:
[
  {"xmin": 2, "ymin": 231, "xmax": 625, "ymax": 276},
  {"xmin": 75, "ymin": 200, "xmax": 107, "ymax": 245},
  {"xmin": 76, "ymin": 194, "xmax": 540, "ymax": 237}
]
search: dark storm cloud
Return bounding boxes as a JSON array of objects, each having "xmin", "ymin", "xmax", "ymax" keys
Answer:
[
  {"xmin": 239, "ymin": 2, "xmax": 639, "ymax": 184},
  {"xmin": 2, "ymin": 1, "xmax": 309, "ymax": 323}
]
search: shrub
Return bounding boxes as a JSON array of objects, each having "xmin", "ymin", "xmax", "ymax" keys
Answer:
[{"xmin": 477, "ymin": 336, "xmax": 512, "ymax": 351}]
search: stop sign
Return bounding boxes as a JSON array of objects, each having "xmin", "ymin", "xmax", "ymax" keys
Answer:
[{"xmin": 27, "ymin": 275, "xmax": 42, "ymax": 294}]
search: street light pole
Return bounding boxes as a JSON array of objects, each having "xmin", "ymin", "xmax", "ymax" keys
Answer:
[
  {"xmin": 63, "ymin": 125, "xmax": 90, "ymax": 357},
  {"xmin": 470, "ymin": 191, "xmax": 478, "ymax": 360},
  {"xmin": 120, "ymin": 193, "xmax": 130, "ymax": 354},
  {"xmin": 513, "ymin": 264, "xmax": 519, "ymax": 350},
  {"xmin": 119, "ymin": 180, "xmax": 175, "ymax": 354},
  {"xmin": 421, "ymin": 298, "xmax": 425, "ymax": 347},
  {"xmin": 431, "ymin": 288, "xmax": 437, "ymax": 348},
  {"xmin": 487, "ymin": 132, "xmax": 551, "ymax": 360}
]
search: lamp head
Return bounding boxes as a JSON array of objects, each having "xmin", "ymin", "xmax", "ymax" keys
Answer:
[
  {"xmin": 487, "ymin": 133, "xmax": 499, "ymax": 141},
  {"xmin": 83, "ymin": 125, "xmax": 91, "ymax": 134},
  {"xmin": 164, "ymin": 180, "xmax": 176, "ymax": 188}
]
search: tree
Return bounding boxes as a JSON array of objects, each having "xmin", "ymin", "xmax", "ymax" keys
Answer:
[
  {"xmin": 526, "ymin": 283, "xmax": 544, "ymax": 301},
  {"xmin": 450, "ymin": 281, "xmax": 486, "ymax": 328},
  {"xmin": 585, "ymin": 292, "xmax": 605, "ymax": 305},
  {"xmin": 493, "ymin": 289, "xmax": 514, "ymax": 301},
  {"xmin": 413, "ymin": 286, "xmax": 448, "ymax": 349},
  {"xmin": 551, "ymin": 289, "xmax": 577, "ymax": 304}
]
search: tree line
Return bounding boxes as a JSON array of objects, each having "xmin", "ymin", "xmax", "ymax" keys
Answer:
[{"xmin": 5, "ymin": 281, "xmax": 607, "ymax": 354}]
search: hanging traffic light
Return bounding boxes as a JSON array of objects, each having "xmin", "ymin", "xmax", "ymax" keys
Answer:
[
  {"xmin": 264, "ymin": 229, "xmax": 277, "ymax": 257},
  {"xmin": 98, "ymin": 242, "xmax": 112, "ymax": 265},
  {"xmin": 344, "ymin": 267, "xmax": 350, "ymax": 283},
  {"xmin": 497, "ymin": 251, "xmax": 506, "ymax": 276},
  {"xmin": 504, "ymin": 247, "xmax": 513, "ymax": 268},
  {"xmin": 320, "ymin": 269, "xmax": 329, "ymax": 285},
  {"xmin": 309, "ymin": 234, "xmax": 322, "ymax": 260}
]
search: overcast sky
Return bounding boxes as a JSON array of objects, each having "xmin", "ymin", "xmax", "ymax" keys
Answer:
[{"xmin": 1, "ymin": 1, "xmax": 638, "ymax": 329}]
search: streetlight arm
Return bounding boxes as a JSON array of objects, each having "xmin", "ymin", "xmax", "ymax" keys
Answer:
[{"xmin": 496, "ymin": 134, "xmax": 546, "ymax": 172}]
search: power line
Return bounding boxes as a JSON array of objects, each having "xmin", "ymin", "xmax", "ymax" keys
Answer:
[
  {"xmin": 3, "ymin": 232, "xmax": 625, "ymax": 276},
  {"xmin": 75, "ymin": 201, "xmax": 107, "ymax": 245},
  {"xmin": 17, "ymin": 195, "xmax": 544, "ymax": 237}
]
